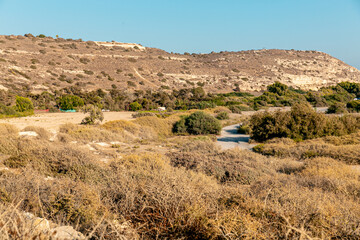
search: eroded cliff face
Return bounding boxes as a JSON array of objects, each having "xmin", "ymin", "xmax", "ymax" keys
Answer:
[{"xmin": 0, "ymin": 34, "xmax": 359, "ymax": 94}]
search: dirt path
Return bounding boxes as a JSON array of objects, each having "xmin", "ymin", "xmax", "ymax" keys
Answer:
[
  {"xmin": 0, "ymin": 112, "xmax": 134, "ymax": 132},
  {"xmin": 217, "ymin": 124, "xmax": 257, "ymax": 150}
]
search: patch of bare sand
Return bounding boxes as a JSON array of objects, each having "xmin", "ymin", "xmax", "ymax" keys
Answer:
[{"xmin": 0, "ymin": 112, "xmax": 134, "ymax": 133}]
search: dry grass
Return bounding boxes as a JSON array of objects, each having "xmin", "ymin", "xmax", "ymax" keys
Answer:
[
  {"xmin": 0, "ymin": 123, "xmax": 18, "ymax": 135},
  {"xmin": 254, "ymin": 134, "xmax": 360, "ymax": 164},
  {"xmin": 1, "ymin": 120, "xmax": 360, "ymax": 239},
  {"xmin": 133, "ymin": 116, "xmax": 174, "ymax": 137},
  {"xmin": 59, "ymin": 123, "xmax": 120, "ymax": 143},
  {"xmin": 23, "ymin": 126, "xmax": 51, "ymax": 140}
]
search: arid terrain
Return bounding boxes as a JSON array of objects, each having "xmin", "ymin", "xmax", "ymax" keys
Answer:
[
  {"xmin": 2, "ymin": 34, "xmax": 360, "ymax": 239},
  {"xmin": 0, "ymin": 34, "xmax": 359, "ymax": 95},
  {"xmin": 0, "ymin": 111, "xmax": 133, "ymax": 132}
]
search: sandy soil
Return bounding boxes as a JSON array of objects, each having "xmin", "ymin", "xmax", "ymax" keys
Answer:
[{"xmin": 0, "ymin": 112, "xmax": 134, "ymax": 132}]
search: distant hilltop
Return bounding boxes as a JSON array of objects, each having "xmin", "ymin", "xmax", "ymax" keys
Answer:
[{"xmin": 0, "ymin": 34, "xmax": 359, "ymax": 94}]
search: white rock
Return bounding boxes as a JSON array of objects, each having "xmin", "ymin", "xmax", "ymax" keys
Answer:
[{"xmin": 19, "ymin": 131, "xmax": 38, "ymax": 137}]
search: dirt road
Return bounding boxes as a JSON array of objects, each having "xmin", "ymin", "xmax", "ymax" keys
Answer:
[
  {"xmin": 0, "ymin": 112, "xmax": 134, "ymax": 132},
  {"xmin": 217, "ymin": 124, "xmax": 257, "ymax": 150}
]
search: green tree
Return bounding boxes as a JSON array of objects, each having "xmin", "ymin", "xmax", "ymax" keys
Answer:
[
  {"xmin": 15, "ymin": 96, "xmax": 34, "ymax": 112},
  {"xmin": 58, "ymin": 95, "xmax": 84, "ymax": 110},
  {"xmin": 173, "ymin": 111, "xmax": 221, "ymax": 135},
  {"xmin": 129, "ymin": 101, "xmax": 142, "ymax": 111},
  {"xmin": 267, "ymin": 81, "xmax": 288, "ymax": 96}
]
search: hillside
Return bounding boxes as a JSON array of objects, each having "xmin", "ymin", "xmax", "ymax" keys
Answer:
[{"xmin": 0, "ymin": 34, "xmax": 359, "ymax": 94}]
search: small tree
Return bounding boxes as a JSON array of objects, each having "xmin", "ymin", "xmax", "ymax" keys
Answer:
[
  {"xmin": 81, "ymin": 105, "xmax": 104, "ymax": 125},
  {"xmin": 129, "ymin": 101, "xmax": 142, "ymax": 111},
  {"xmin": 58, "ymin": 95, "xmax": 84, "ymax": 110},
  {"xmin": 173, "ymin": 111, "xmax": 221, "ymax": 135},
  {"xmin": 15, "ymin": 96, "xmax": 34, "ymax": 112}
]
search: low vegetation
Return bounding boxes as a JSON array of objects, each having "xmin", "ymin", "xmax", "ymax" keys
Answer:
[
  {"xmin": 173, "ymin": 111, "xmax": 222, "ymax": 135},
  {"xmin": 250, "ymin": 103, "xmax": 360, "ymax": 142}
]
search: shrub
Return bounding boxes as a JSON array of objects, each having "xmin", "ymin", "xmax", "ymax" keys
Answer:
[
  {"xmin": 81, "ymin": 105, "xmax": 104, "ymax": 125},
  {"xmin": 129, "ymin": 102, "xmax": 142, "ymax": 111},
  {"xmin": 250, "ymin": 103, "xmax": 360, "ymax": 142},
  {"xmin": 326, "ymin": 102, "xmax": 348, "ymax": 114},
  {"xmin": 267, "ymin": 81, "xmax": 288, "ymax": 96},
  {"xmin": 132, "ymin": 112, "xmax": 155, "ymax": 118},
  {"xmin": 347, "ymin": 100, "xmax": 360, "ymax": 112},
  {"xmin": 15, "ymin": 96, "xmax": 34, "ymax": 112},
  {"xmin": 215, "ymin": 111, "xmax": 229, "ymax": 120},
  {"xmin": 228, "ymin": 104, "xmax": 253, "ymax": 113},
  {"xmin": 58, "ymin": 95, "xmax": 84, "ymax": 110},
  {"xmin": 238, "ymin": 124, "xmax": 251, "ymax": 134},
  {"xmin": 173, "ymin": 111, "xmax": 221, "ymax": 135}
]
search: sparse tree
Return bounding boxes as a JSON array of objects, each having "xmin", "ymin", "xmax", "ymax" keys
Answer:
[{"xmin": 81, "ymin": 105, "xmax": 104, "ymax": 125}]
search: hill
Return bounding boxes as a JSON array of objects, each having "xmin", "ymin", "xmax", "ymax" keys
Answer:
[{"xmin": 0, "ymin": 34, "xmax": 359, "ymax": 94}]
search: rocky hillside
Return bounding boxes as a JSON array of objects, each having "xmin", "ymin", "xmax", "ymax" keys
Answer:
[{"xmin": 0, "ymin": 34, "xmax": 359, "ymax": 94}]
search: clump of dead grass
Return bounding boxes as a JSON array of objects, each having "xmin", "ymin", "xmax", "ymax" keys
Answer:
[{"xmin": 23, "ymin": 126, "xmax": 51, "ymax": 140}]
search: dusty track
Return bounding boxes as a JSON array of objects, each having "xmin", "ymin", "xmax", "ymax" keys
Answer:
[{"xmin": 217, "ymin": 124, "xmax": 257, "ymax": 150}]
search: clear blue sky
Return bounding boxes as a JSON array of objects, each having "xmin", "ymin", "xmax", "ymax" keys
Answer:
[{"xmin": 0, "ymin": 0, "xmax": 359, "ymax": 69}]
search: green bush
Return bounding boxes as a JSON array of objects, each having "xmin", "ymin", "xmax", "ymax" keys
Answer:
[
  {"xmin": 215, "ymin": 111, "xmax": 229, "ymax": 120},
  {"xmin": 347, "ymin": 100, "xmax": 360, "ymax": 112},
  {"xmin": 129, "ymin": 101, "xmax": 142, "ymax": 111},
  {"xmin": 267, "ymin": 81, "xmax": 288, "ymax": 96},
  {"xmin": 173, "ymin": 111, "xmax": 221, "ymax": 135},
  {"xmin": 326, "ymin": 103, "xmax": 348, "ymax": 114},
  {"xmin": 250, "ymin": 103, "xmax": 360, "ymax": 142},
  {"xmin": 58, "ymin": 95, "xmax": 84, "ymax": 110},
  {"xmin": 338, "ymin": 82, "xmax": 360, "ymax": 97},
  {"xmin": 238, "ymin": 124, "xmax": 251, "ymax": 134},
  {"xmin": 0, "ymin": 104, "xmax": 17, "ymax": 115},
  {"xmin": 15, "ymin": 96, "xmax": 34, "ymax": 112}
]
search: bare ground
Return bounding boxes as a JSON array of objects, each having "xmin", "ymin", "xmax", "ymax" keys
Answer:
[{"xmin": 0, "ymin": 112, "xmax": 134, "ymax": 132}]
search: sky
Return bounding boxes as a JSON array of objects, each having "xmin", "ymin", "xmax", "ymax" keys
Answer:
[{"xmin": 0, "ymin": 0, "xmax": 359, "ymax": 69}]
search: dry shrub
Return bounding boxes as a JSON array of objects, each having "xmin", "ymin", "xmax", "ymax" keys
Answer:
[
  {"xmin": 133, "ymin": 116, "xmax": 173, "ymax": 137},
  {"xmin": 0, "ymin": 202, "xmax": 55, "ymax": 239},
  {"xmin": 104, "ymin": 153, "xmax": 220, "ymax": 238},
  {"xmin": 212, "ymin": 106, "xmax": 232, "ymax": 113},
  {"xmin": 59, "ymin": 123, "xmax": 119, "ymax": 142},
  {"xmin": 23, "ymin": 126, "xmax": 51, "ymax": 140},
  {"xmin": 322, "ymin": 131, "xmax": 360, "ymax": 145},
  {"xmin": 298, "ymin": 157, "xmax": 360, "ymax": 198},
  {"xmin": 0, "ymin": 171, "xmax": 109, "ymax": 235},
  {"xmin": 2, "ymin": 137, "xmax": 106, "ymax": 183},
  {"xmin": 249, "ymin": 175, "xmax": 360, "ymax": 239},
  {"xmin": 168, "ymin": 139, "xmax": 301, "ymax": 184},
  {"xmin": 0, "ymin": 123, "xmax": 18, "ymax": 136},
  {"xmin": 254, "ymin": 136, "xmax": 360, "ymax": 164},
  {"xmin": 102, "ymin": 120, "xmax": 157, "ymax": 140}
]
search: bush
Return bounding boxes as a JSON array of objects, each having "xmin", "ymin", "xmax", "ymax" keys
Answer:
[
  {"xmin": 228, "ymin": 104, "xmax": 252, "ymax": 113},
  {"xmin": 129, "ymin": 101, "xmax": 142, "ymax": 111},
  {"xmin": 132, "ymin": 112, "xmax": 155, "ymax": 118},
  {"xmin": 267, "ymin": 81, "xmax": 288, "ymax": 96},
  {"xmin": 347, "ymin": 100, "xmax": 360, "ymax": 112},
  {"xmin": 81, "ymin": 105, "xmax": 104, "ymax": 125},
  {"xmin": 173, "ymin": 111, "xmax": 221, "ymax": 135},
  {"xmin": 326, "ymin": 102, "xmax": 348, "ymax": 114},
  {"xmin": 15, "ymin": 96, "xmax": 34, "ymax": 112},
  {"xmin": 215, "ymin": 111, "xmax": 229, "ymax": 120},
  {"xmin": 250, "ymin": 103, "xmax": 360, "ymax": 142},
  {"xmin": 58, "ymin": 95, "xmax": 84, "ymax": 110}
]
